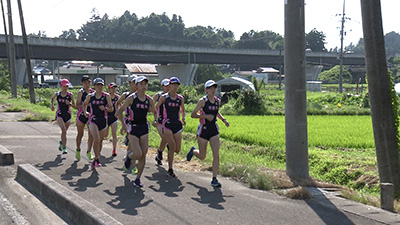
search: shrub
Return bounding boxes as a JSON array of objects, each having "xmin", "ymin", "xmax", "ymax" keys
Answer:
[
  {"xmin": 0, "ymin": 63, "xmax": 9, "ymax": 92},
  {"xmin": 234, "ymin": 89, "xmax": 267, "ymax": 115}
]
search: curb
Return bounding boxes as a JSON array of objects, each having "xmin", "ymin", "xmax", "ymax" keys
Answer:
[
  {"xmin": 16, "ymin": 164, "xmax": 123, "ymax": 225},
  {"xmin": 0, "ymin": 144, "xmax": 14, "ymax": 165}
]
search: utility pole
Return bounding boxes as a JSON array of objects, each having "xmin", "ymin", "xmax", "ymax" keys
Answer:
[
  {"xmin": 17, "ymin": 0, "xmax": 35, "ymax": 104},
  {"xmin": 0, "ymin": 0, "xmax": 10, "ymax": 71},
  {"xmin": 6, "ymin": 0, "xmax": 17, "ymax": 97},
  {"xmin": 284, "ymin": 0, "xmax": 309, "ymax": 181},
  {"xmin": 338, "ymin": 0, "xmax": 345, "ymax": 93},
  {"xmin": 361, "ymin": 0, "xmax": 400, "ymax": 200}
]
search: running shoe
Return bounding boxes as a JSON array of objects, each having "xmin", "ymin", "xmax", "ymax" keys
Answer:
[
  {"xmin": 58, "ymin": 141, "xmax": 62, "ymax": 151},
  {"xmin": 132, "ymin": 166, "xmax": 138, "ymax": 175},
  {"xmin": 123, "ymin": 154, "xmax": 132, "ymax": 171},
  {"xmin": 211, "ymin": 178, "xmax": 222, "ymax": 188},
  {"xmin": 112, "ymin": 149, "xmax": 117, "ymax": 157},
  {"xmin": 167, "ymin": 168, "xmax": 176, "ymax": 178},
  {"xmin": 91, "ymin": 160, "xmax": 96, "ymax": 169},
  {"xmin": 124, "ymin": 135, "xmax": 129, "ymax": 146},
  {"xmin": 133, "ymin": 178, "xmax": 143, "ymax": 188},
  {"xmin": 95, "ymin": 159, "xmax": 102, "ymax": 167},
  {"xmin": 75, "ymin": 149, "xmax": 81, "ymax": 160},
  {"xmin": 86, "ymin": 151, "xmax": 93, "ymax": 160},
  {"xmin": 62, "ymin": 148, "xmax": 68, "ymax": 154},
  {"xmin": 155, "ymin": 150, "xmax": 163, "ymax": 165},
  {"xmin": 186, "ymin": 146, "xmax": 195, "ymax": 161}
]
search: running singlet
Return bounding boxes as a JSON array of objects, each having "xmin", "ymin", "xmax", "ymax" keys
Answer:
[
  {"xmin": 77, "ymin": 88, "xmax": 93, "ymax": 124},
  {"xmin": 163, "ymin": 93, "xmax": 183, "ymax": 122},
  {"xmin": 200, "ymin": 96, "xmax": 219, "ymax": 125},
  {"xmin": 80, "ymin": 88, "xmax": 93, "ymax": 110},
  {"xmin": 56, "ymin": 91, "xmax": 72, "ymax": 114},
  {"xmin": 129, "ymin": 93, "xmax": 151, "ymax": 124},
  {"xmin": 197, "ymin": 96, "xmax": 220, "ymax": 140},
  {"xmin": 56, "ymin": 91, "xmax": 72, "ymax": 123},
  {"xmin": 89, "ymin": 92, "xmax": 108, "ymax": 120}
]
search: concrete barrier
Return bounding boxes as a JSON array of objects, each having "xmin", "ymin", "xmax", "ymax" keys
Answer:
[
  {"xmin": 16, "ymin": 164, "xmax": 122, "ymax": 225},
  {"xmin": 0, "ymin": 145, "xmax": 14, "ymax": 165}
]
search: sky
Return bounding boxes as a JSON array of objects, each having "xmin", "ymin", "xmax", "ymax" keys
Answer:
[{"xmin": 2, "ymin": 0, "xmax": 400, "ymax": 50}]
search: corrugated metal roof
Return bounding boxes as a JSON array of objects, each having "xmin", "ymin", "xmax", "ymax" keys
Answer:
[{"xmin": 125, "ymin": 63, "xmax": 157, "ymax": 74}]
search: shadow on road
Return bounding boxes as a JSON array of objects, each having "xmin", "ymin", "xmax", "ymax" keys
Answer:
[
  {"xmin": 60, "ymin": 161, "xmax": 89, "ymax": 181},
  {"xmin": 187, "ymin": 182, "xmax": 233, "ymax": 210},
  {"xmin": 104, "ymin": 174, "xmax": 153, "ymax": 215},
  {"xmin": 67, "ymin": 170, "xmax": 103, "ymax": 191},
  {"xmin": 35, "ymin": 155, "xmax": 65, "ymax": 171},
  {"xmin": 99, "ymin": 155, "xmax": 116, "ymax": 167},
  {"xmin": 305, "ymin": 188, "xmax": 355, "ymax": 225},
  {"xmin": 145, "ymin": 165, "xmax": 185, "ymax": 197}
]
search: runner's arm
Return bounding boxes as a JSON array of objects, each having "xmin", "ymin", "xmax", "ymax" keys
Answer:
[
  {"xmin": 180, "ymin": 96, "xmax": 186, "ymax": 125},
  {"xmin": 105, "ymin": 94, "xmax": 114, "ymax": 112},
  {"xmin": 154, "ymin": 95, "xmax": 165, "ymax": 120},
  {"xmin": 217, "ymin": 99, "xmax": 229, "ymax": 127},
  {"xmin": 50, "ymin": 92, "xmax": 57, "ymax": 111},
  {"xmin": 75, "ymin": 90, "xmax": 83, "ymax": 109}
]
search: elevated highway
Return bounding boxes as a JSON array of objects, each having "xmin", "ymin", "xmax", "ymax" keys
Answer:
[{"xmin": 0, "ymin": 35, "xmax": 365, "ymax": 66}]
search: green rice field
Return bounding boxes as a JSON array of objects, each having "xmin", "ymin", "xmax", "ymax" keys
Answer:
[{"xmin": 184, "ymin": 115, "xmax": 375, "ymax": 149}]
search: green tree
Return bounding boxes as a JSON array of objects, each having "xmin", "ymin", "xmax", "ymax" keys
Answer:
[
  {"xmin": 59, "ymin": 29, "xmax": 77, "ymax": 39},
  {"xmin": 305, "ymin": 28, "xmax": 326, "ymax": 52},
  {"xmin": 319, "ymin": 65, "xmax": 352, "ymax": 84},
  {"xmin": 195, "ymin": 64, "xmax": 225, "ymax": 84},
  {"xmin": 384, "ymin": 31, "xmax": 400, "ymax": 56},
  {"xmin": 0, "ymin": 63, "xmax": 10, "ymax": 91},
  {"xmin": 390, "ymin": 56, "xmax": 400, "ymax": 83},
  {"xmin": 235, "ymin": 30, "xmax": 283, "ymax": 50}
]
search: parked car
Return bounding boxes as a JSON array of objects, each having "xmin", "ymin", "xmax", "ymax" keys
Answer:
[{"xmin": 23, "ymin": 82, "xmax": 49, "ymax": 89}]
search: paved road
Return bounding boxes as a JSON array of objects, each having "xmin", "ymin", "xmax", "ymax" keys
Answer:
[{"xmin": 0, "ymin": 111, "xmax": 399, "ymax": 224}]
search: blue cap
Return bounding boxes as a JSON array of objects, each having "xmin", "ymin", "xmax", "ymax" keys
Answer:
[
  {"xmin": 93, "ymin": 77, "xmax": 104, "ymax": 85},
  {"xmin": 169, "ymin": 77, "xmax": 180, "ymax": 85}
]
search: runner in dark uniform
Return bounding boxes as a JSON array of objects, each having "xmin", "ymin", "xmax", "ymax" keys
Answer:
[
  {"xmin": 155, "ymin": 77, "xmax": 186, "ymax": 177},
  {"xmin": 153, "ymin": 78, "xmax": 169, "ymax": 165},
  {"xmin": 105, "ymin": 82, "xmax": 119, "ymax": 157},
  {"xmin": 83, "ymin": 78, "xmax": 113, "ymax": 169},
  {"xmin": 116, "ymin": 75, "xmax": 139, "ymax": 174},
  {"xmin": 118, "ymin": 76, "xmax": 156, "ymax": 187},
  {"xmin": 75, "ymin": 75, "xmax": 94, "ymax": 161},
  {"xmin": 186, "ymin": 80, "xmax": 230, "ymax": 187},
  {"xmin": 51, "ymin": 79, "xmax": 75, "ymax": 154}
]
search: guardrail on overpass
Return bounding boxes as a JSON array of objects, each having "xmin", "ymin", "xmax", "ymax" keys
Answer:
[{"xmin": 0, "ymin": 35, "xmax": 365, "ymax": 66}]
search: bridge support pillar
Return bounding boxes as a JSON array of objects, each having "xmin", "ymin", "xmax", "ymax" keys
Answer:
[
  {"xmin": 16, "ymin": 59, "xmax": 27, "ymax": 86},
  {"xmin": 156, "ymin": 64, "xmax": 198, "ymax": 86}
]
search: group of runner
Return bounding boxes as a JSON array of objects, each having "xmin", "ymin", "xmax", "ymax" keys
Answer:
[{"xmin": 51, "ymin": 74, "xmax": 229, "ymax": 188}]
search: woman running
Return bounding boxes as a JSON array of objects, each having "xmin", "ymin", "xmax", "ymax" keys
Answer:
[
  {"xmin": 51, "ymin": 78, "xmax": 76, "ymax": 154},
  {"xmin": 116, "ymin": 75, "xmax": 137, "ymax": 146},
  {"xmin": 75, "ymin": 75, "xmax": 94, "ymax": 161},
  {"xmin": 105, "ymin": 82, "xmax": 119, "ymax": 157},
  {"xmin": 186, "ymin": 80, "xmax": 230, "ymax": 187},
  {"xmin": 118, "ymin": 76, "xmax": 156, "ymax": 187},
  {"xmin": 83, "ymin": 78, "xmax": 113, "ymax": 169},
  {"xmin": 154, "ymin": 78, "xmax": 170, "ymax": 165},
  {"xmin": 117, "ymin": 75, "xmax": 138, "ymax": 173},
  {"xmin": 155, "ymin": 77, "xmax": 185, "ymax": 177}
]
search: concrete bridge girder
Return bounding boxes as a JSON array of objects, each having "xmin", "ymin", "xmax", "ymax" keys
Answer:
[{"xmin": 0, "ymin": 35, "xmax": 366, "ymax": 66}]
